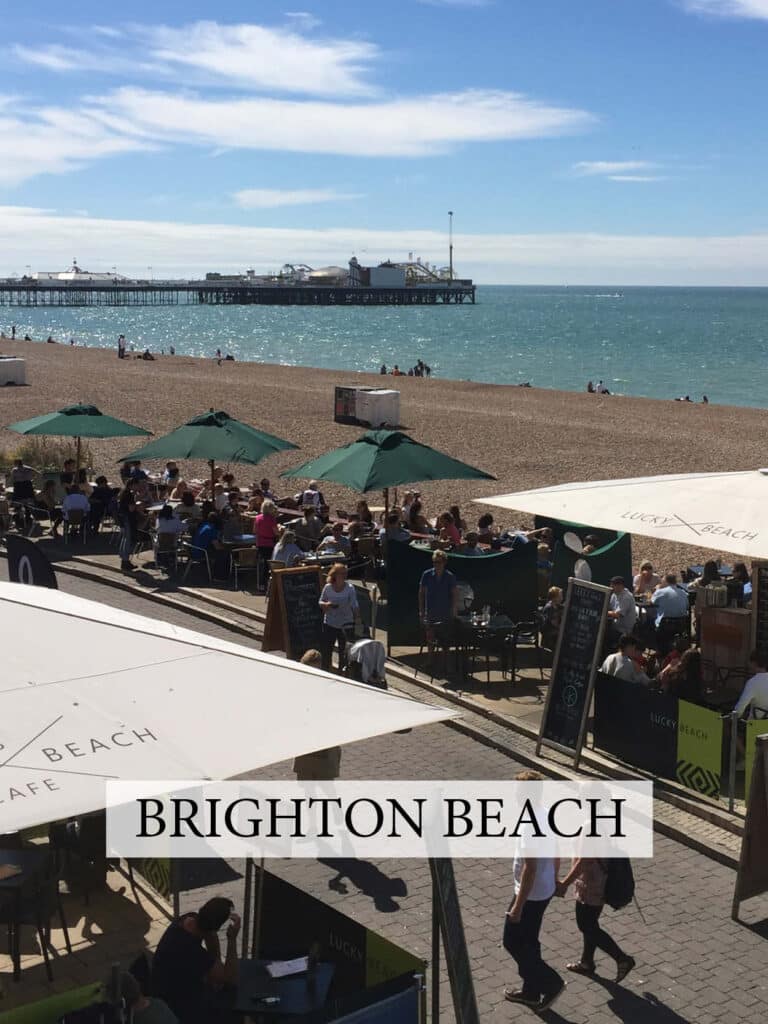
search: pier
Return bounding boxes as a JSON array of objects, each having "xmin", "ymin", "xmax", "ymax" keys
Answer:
[{"xmin": 0, "ymin": 281, "xmax": 475, "ymax": 308}]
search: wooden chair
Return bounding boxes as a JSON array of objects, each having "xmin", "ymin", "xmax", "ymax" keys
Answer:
[{"xmin": 232, "ymin": 546, "xmax": 261, "ymax": 590}]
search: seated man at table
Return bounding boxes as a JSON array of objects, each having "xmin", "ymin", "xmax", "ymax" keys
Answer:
[
  {"xmin": 176, "ymin": 490, "xmax": 202, "ymax": 523},
  {"xmin": 220, "ymin": 506, "xmax": 244, "ymax": 542},
  {"xmin": 62, "ymin": 485, "xmax": 91, "ymax": 530},
  {"xmin": 151, "ymin": 897, "xmax": 240, "ymax": 1024},
  {"xmin": 290, "ymin": 505, "xmax": 323, "ymax": 551},
  {"xmin": 272, "ymin": 529, "xmax": 304, "ymax": 567},
  {"xmin": 191, "ymin": 512, "xmax": 223, "ymax": 563},
  {"xmin": 460, "ymin": 531, "xmax": 484, "ymax": 556},
  {"xmin": 59, "ymin": 458, "xmax": 76, "ymax": 488},
  {"xmin": 606, "ymin": 576, "xmax": 637, "ymax": 644},
  {"xmin": 319, "ymin": 520, "xmax": 352, "ymax": 556},
  {"xmin": 600, "ymin": 634, "xmax": 650, "ymax": 685},
  {"xmin": 651, "ymin": 573, "xmax": 689, "ymax": 625},
  {"xmin": 379, "ymin": 512, "xmax": 411, "ymax": 548}
]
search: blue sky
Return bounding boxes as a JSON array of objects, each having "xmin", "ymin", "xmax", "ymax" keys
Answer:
[{"xmin": 2, "ymin": 0, "xmax": 768, "ymax": 283}]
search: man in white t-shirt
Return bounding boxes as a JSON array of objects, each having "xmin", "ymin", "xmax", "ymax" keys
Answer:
[
  {"xmin": 503, "ymin": 771, "xmax": 565, "ymax": 1012},
  {"xmin": 600, "ymin": 635, "xmax": 650, "ymax": 685},
  {"xmin": 734, "ymin": 649, "xmax": 768, "ymax": 720}
]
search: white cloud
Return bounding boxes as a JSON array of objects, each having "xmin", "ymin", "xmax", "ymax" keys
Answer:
[
  {"xmin": 284, "ymin": 12, "xmax": 323, "ymax": 31},
  {"xmin": 607, "ymin": 175, "xmax": 668, "ymax": 182},
  {"xmin": 14, "ymin": 21, "xmax": 379, "ymax": 98},
  {"xmin": 233, "ymin": 188, "xmax": 363, "ymax": 209},
  {"xmin": 573, "ymin": 160, "xmax": 658, "ymax": 176},
  {"xmin": 84, "ymin": 87, "xmax": 593, "ymax": 158},
  {"xmin": 1, "ymin": 207, "xmax": 767, "ymax": 285},
  {"xmin": 0, "ymin": 102, "xmax": 153, "ymax": 187},
  {"xmin": 680, "ymin": 0, "xmax": 768, "ymax": 18},
  {"xmin": 418, "ymin": 0, "xmax": 492, "ymax": 7}
]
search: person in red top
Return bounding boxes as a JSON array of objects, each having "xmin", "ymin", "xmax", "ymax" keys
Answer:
[
  {"xmin": 254, "ymin": 497, "xmax": 281, "ymax": 567},
  {"xmin": 438, "ymin": 511, "xmax": 461, "ymax": 548}
]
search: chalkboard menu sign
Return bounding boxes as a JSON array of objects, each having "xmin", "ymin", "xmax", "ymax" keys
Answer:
[
  {"xmin": 429, "ymin": 859, "xmax": 480, "ymax": 1024},
  {"xmin": 537, "ymin": 577, "xmax": 610, "ymax": 766},
  {"xmin": 262, "ymin": 565, "xmax": 324, "ymax": 661},
  {"xmin": 751, "ymin": 564, "xmax": 768, "ymax": 652}
]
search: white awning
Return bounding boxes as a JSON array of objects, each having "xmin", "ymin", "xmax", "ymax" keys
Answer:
[
  {"xmin": 476, "ymin": 469, "xmax": 768, "ymax": 561},
  {"xmin": 0, "ymin": 582, "xmax": 455, "ymax": 833}
]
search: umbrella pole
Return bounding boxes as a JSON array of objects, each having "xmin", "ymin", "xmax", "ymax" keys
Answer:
[
  {"xmin": 383, "ymin": 486, "xmax": 389, "ymax": 522},
  {"xmin": 76, "ymin": 436, "xmax": 82, "ymax": 474}
]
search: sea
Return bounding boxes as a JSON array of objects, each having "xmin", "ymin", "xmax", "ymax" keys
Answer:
[{"xmin": 6, "ymin": 285, "xmax": 768, "ymax": 408}]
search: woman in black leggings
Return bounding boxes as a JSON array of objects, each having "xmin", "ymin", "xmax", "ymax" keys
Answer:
[{"xmin": 557, "ymin": 859, "xmax": 635, "ymax": 982}]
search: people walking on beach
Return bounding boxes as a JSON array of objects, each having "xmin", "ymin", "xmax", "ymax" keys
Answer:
[
  {"xmin": 503, "ymin": 769, "xmax": 565, "ymax": 1011},
  {"xmin": 557, "ymin": 859, "xmax": 635, "ymax": 982},
  {"xmin": 380, "ymin": 363, "xmax": 387, "ymax": 374},
  {"xmin": 11, "ymin": 324, "xmax": 16, "ymax": 339},
  {"xmin": 117, "ymin": 334, "xmax": 126, "ymax": 359}
]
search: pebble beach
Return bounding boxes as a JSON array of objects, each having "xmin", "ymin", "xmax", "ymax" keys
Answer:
[{"xmin": 1, "ymin": 336, "xmax": 763, "ymax": 573}]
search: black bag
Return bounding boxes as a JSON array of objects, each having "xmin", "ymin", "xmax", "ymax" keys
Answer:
[{"xmin": 603, "ymin": 858, "xmax": 635, "ymax": 910}]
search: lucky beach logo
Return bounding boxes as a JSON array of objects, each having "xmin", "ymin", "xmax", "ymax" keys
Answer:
[
  {"xmin": 0, "ymin": 713, "xmax": 159, "ymax": 805},
  {"xmin": 619, "ymin": 511, "xmax": 757, "ymax": 542}
]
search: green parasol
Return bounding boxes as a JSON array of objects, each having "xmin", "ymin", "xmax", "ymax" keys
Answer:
[
  {"xmin": 119, "ymin": 409, "xmax": 298, "ymax": 493},
  {"xmin": 280, "ymin": 429, "xmax": 495, "ymax": 516},
  {"xmin": 8, "ymin": 403, "xmax": 152, "ymax": 471}
]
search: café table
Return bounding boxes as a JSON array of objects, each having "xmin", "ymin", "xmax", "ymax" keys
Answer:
[
  {"xmin": 454, "ymin": 614, "xmax": 515, "ymax": 682},
  {"xmin": 0, "ymin": 845, "xmax": 50, "ymax": 981},
  {"xmin": 302, "ymin": 552, "xmax": 348, "ymax": 567},
  {"xmin": 235, "ymin": 960, "xmax": 335, "ymax": 1018}
]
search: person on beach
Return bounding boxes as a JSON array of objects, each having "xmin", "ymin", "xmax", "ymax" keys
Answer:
[
  {"xmin": 117, "ymin": 334, "xmax": 126, "ymax": 359},
  {"xmin": 556, "ymin": 859, "xmax": 635, "ymax": 983},
  {"xmin": 503, "ymin": 769, "xmax": 565, "ymax": 1011}
]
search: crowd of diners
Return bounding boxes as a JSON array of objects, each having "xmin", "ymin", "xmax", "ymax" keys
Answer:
[
  {"xmin": 3, "ymin": 461, "xmax": 554, "ymax": 577},
  {"xmin": 593, "ymin": 557, "xmax": 765, "ymax": 732}
]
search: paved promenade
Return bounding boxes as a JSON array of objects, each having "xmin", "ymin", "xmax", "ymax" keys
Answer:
[{"xmin": 3, "ymin": 562, "xmax": 767, "ymax": 1023}]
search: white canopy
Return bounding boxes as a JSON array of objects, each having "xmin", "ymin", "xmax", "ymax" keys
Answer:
[
  {"xmin": 476, "ymin": 469, "xmax": 768, "ymax": 561},
  {"xmin": 0, "ymin": 582, "xmax": 455, "ymax": 833}
]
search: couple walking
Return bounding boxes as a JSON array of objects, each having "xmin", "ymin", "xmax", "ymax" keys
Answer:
[{"xmin": 503, "ymin": 771, "xmax": 635, "ymax": 1012}]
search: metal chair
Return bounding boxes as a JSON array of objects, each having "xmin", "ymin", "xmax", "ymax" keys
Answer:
[
  {"xmin": 63, "ymin": 508, "xmax": 87, "ymax": 544},
  {"xmin": 153, "ymin": 531, "xmax": 180, "ymax": 574},
  {"xmin": 0, "ymin": 853, "xmax": 71, "ymax": 982},
  {"xmin": 180, "ymin": 541, "xmax": 213, "ymax": 582},
  {"xmin": 509, "ymin": 617, "xmax": 545, "ymax": 685}
]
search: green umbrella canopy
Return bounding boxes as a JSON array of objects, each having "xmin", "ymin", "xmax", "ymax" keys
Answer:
[
  {"xmin": 8, "ymin": 404, "xmax": 152, "ymax": 440},
  {"xmin": 280, "ymin": 429, "xmax": 495, "ymax": 493},
  {"xmin": 119, "ymin": 410, "xmax": 297, "ymax": 466}
]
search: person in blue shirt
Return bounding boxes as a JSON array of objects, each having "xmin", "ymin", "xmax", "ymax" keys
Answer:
[
  {"xmin": 191, "ymin": 512, "xmax": 226, "ymax": 577},
  {"xmin": 651, "ymin": 573, "xmax": 690, "ymax": 627}
]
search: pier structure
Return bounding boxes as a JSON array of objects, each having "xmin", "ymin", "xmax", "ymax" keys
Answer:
[{"xmin": 0, "ymin": 280, "xmax": 475, "ymax": 308}]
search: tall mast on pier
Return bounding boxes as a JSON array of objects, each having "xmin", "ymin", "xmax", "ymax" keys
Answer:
[{"xmin": 448, "ymin": 210, "xmax": 454, "ymax": 282}]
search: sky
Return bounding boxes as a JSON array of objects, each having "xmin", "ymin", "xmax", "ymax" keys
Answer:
[{"xmin": 2, "ymin": 0, "xmax": 768, "ymax": 284}]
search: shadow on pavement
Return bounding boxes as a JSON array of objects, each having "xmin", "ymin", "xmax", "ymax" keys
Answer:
[{"xmin": 318, "ymin": 858, "xmax": 408, "ymax": 913}]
